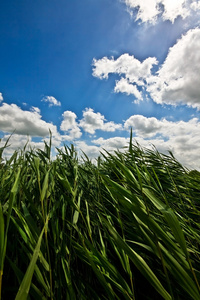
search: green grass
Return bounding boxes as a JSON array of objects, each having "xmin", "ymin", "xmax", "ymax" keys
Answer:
[{"xmin": 0, "ymin": 136, "xmax": 200, "ymax": 299}]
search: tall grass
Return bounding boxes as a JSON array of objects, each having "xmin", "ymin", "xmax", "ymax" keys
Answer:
[{"xmin": 0, "ymin": 136, "xmax": 200, "ymax": 299}]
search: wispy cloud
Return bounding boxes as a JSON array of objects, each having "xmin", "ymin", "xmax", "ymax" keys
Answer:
[{"xmin": 41, "ymin": 96, "xmax": 61, "ymax": 107}]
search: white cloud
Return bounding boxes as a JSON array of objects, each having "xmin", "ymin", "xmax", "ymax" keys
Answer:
[
  {"xmin": 60, "ymin": 111, "xmax": 78, "ymax": 131},
  {"xmin": 80, "ymin": 121, "xmax": 200, "ymax": 169},
  {"xmin": 93, "ymin": 54, "xmax": 158, "ymax": 83},
  {"xmin": 0, "ymin": 133, "xmax": 64, "ymax": 159},
  {"xmin": 31, "ymin": 106, "xmax": 41, "ymax": 114},
  {"xmin": 114, "ymin": 78, "xmax": 142, "ymax": 99},
  {"xmin": 191, "ymin": 1, "xmax": 200, "ymax": 11},
  {"xmin": 41, "ymin": 96, "xmax": 61, "ymax": 107},
  {"xmin": 124, "ymin": 114, "xmax": 200, "ymax": 169},
  {"xmin": 79, "ymin": 108, "xmax": 122, "ymax": 134},
  {"xmin": 148, "ymin": 27, "xmax": 200, "ymax": 108},
  {"xmin": 124, "ymin": 0, "xmax": 199, "ymax": 23},
  {"xmin": 0, "ymin": 93, "xmax": 3, "ymax": 103},
  {"xmin": 124, "ymin": 0, "xmax": 161, "ymax": 23},
  {"xmin": 93, "ymin": 136, "xmax": 129, "ymax": 149},
  {"xmin": 0, "ymin": 103, "xmax": 58, "ymax": 136},
  {"xmin": 1, "ymin": 108, "xmax": 200, "ymax": 169},
  {"xmin": 93, "ymin": 28, "xmax": 200, "ymax": 109},
  {"xmin": 161, "ymin": 0, "xmax": 191, "ymax": 22},
  {"xmin": 75, "ymin": 141, "xmax": 102, "ymax": 160},
  {"xmin": 60, "ymin": 110, "xmax": 82, "ymax": 140},
  {"xmin": 92, "ymin": 54, "xmax": 158, "ymax": 101},
  {"xmin": 0, "ymin": 135, "xmax": 32, "ymax": 157},
  {"xmin": 124, "ymin": 114, "xmax": 200, "ymax": 138},
  {"xmin": 124, "ymin": 115, "xmax": 162, "ymax": 137},
  {"xmin": 74, "ymin": 137, "xmax": 130, "ymax": 161}
]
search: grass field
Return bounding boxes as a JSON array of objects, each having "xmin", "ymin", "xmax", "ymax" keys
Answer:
[{"xmin": 0, "ymin": 135, "xmax": 200, "ymax": 299}]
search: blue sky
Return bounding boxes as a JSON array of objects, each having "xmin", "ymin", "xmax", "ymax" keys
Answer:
[{"xmin": 0, "ymin": 0, "xmax": 200, "ymax": 169}]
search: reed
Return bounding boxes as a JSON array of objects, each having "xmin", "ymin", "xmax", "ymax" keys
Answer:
[{"xmin": 0, "ymin": 135, "xmax": 200, "ymax": 299}]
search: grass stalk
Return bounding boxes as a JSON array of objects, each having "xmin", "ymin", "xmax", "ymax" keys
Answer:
[{"xmin": 0, "ymin": 135, "xmax": 200, "ymax": 299}]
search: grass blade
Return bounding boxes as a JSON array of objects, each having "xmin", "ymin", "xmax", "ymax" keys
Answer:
[{"xmin": 15, "ymin": 220, "xmax": 47, "ymax": 300}]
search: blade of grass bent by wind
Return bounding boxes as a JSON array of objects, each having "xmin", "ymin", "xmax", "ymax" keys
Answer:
[
  {"xmin": 0, "ymin": 203, "xmax": 4, "ymax": 263},
  {"xmin": 102, "ymin": 174, "xmax": 190, "ymax": 268},
  {"xmin": 15, "ymin": 219, "xmax": 48, "ymax": 300},
  {"xmin": 103, "ymin": 218, "xmax": 172, "ymax": 300},
  {"xmin": 0, "ymin": 203, "xmax": 4, "ymax": 300},
  {"xmin": 160, "ymin": 243, "xmax": 200, "ymax": 300},
  {"xmin": 82, "ymin": 245, "xmax": 116, "ymax": 299},
  {"xmin": 83, "ymin": 238, "xmax": 134, "ymax": 299},
  {"xmin": 143, "ymin": 187, "xmax": 188, "ymax": 257},
  {"xmin": 0, "ymin": 168, "xmax": 21, "ymax": 300}
]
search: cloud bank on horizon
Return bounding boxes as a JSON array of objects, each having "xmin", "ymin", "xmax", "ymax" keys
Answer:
[
  {"xmin": 1, "ymin": 100, "xmax": 200, "ymax": 169},
  {"xmin": 0, "ymin": 0, "xmax": 200, "ymax": 170}
]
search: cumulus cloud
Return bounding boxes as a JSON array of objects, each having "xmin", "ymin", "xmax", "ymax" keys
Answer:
[
  {"xmin": 74, "ymin": 137, "xmax": 130, "ymax": 161},
  {"xmin": 148, "ymin": 27, "xmax": 200, "ymax": 108},
  {"xmin": 124, "ymin": 115, "xmax": 162, "ymax": 137},
  {"xmin": 79, "ymin": 117, "xmax": 200, "ymax": 169},
  {"xmin": 79, "ymin": 108, "xmax": 122, "ymax": 134},
  {"xmin": 31, "ymin": 106, "xmax": 41, "ymax": 114},
  {"xmin": 92, "ymin": 136, "xmax": 129, "ymax": 149},
  {"xmin": 60, "ymin": 111, "xmax": 78, "ymax": 131},
  {"xmin": 114, "ymin": 78, "xmax": 142, "ymax": 99},
  {"xmin": 0, "ymin": 135, "xmax": 32, "ymax": 157},
  {"xmin": 0, "ymin": 103, "xmax": 58, "ymax": 136},
  {"xmin": 0, "ymin": 133, "xmax": 64, "ymax": 160},
  {"xmin": 124, "ymin": 0, "xmax": 199, "ymax": 23},
  {"xmin": 191, "ymin": 1, "xmax": 200, "ymax": 11},
  {"xmin": 75, "ymin": 141, "xmax": 102, "ymax": 159},
  {"xmin": 93, "ymin": 54, "xmax": 158, "ymax": 82},
  {"xmin": 92, "ymin": 54, "xmax": 158, "ymax": 101},
  {"xmin": 124, "ymin": 114, "xmax": 200, "ymax": 138},
  {"xmin": 60, "ymin": 110, "xmax": 82, "ymax": 140},
  {"xmin": 0, "ymin": 93, "xmax": 3, "ymax": 103},
  {"xmin": 89, "ymin": 116, "xmax": 200, "ymax": 170},
  {"xmin": 124, "ymin": 114, "xmax": 200, "ymax": 169},
  {"xmin": 93, "ymin": 28, "xmax": 200, "ymax": 109},
  {"xmin": 41, "ymin": 96, "xmax": 61, "ymax": 107}
]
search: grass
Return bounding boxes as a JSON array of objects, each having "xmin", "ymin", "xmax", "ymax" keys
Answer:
[{"xmin": 0, "ymin": 135, "xmax": 200, "ymax": 299}]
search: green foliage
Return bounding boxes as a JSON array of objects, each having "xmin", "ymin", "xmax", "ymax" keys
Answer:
[{"xmin": 0, "ymin": 137, "xmax": 200, "ymax": 299}]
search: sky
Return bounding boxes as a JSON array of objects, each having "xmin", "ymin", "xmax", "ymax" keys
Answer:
[{"xmin": 0, "ymin": 0, "xmax": 200, "ymax": 169}]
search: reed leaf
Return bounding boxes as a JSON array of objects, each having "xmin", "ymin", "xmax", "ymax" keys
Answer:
[{"xmin": 15, "ymin": 221, "xmax": 47, "ymax": 300}]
